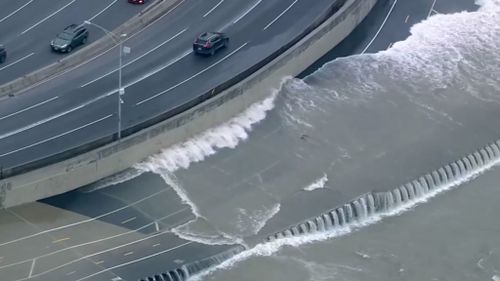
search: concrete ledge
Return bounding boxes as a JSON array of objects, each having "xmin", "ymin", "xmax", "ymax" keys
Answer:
[
  {"xmin": 0, "ymin": 0, "xmax": 183, "ymax": 100},
  {"xmin": 0, "ymin": 0, "xmax": 377, "ymax": 208}
]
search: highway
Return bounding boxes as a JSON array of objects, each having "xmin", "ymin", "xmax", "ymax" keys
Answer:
[
  {"xmin": 0, "ymin": 0, "xmax": 339, "ymax": 175},
  {"xmin": 0, "ymin": 0, "xmax": 484, "ymax": 280},
  {"xmin": 0, "ymin": 0, "xmax": 145, "ymax": 84}
]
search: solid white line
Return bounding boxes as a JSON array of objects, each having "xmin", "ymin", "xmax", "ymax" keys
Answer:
[
  {"xmin": 0, "ymin": 207, "xmax": 189, "ymax": 271},
  {"xmin": 75, "ymin": 242, "xmax": 192, "ymax": 281},
  {"xmin": 88, "ymin": 0, "xmax": 118, "ymax": 21},
  {"xmin": 136, "ymin": 42, "xmax": 248, "ymax": 106},
  {"xmin": 21, "ymin": 0, "xmax": 77, "ymax": 34},
  {"xmin": 203, "ymin": 0, "xmax": 224, "ymax": 17},
  {"xmin": 427, "ymin": 0, "xmax": 437, "ymax": 18},
  {"xmin": 360, "ymin": 0, "xmax": 398, "ymax": 54},
  {"xmin": 0, "ymin": 52, "xmax": 35, "ymax": 72},
  {"xmin": 0, "ymin": 96, "xmax": 58, "ymax": 121},
  {"xmin": 0, "ymin": 114, "xmax": 112, "ymax": 158},
  {"xmin": 0, "ymin": 0, "xmax": 35, "ymax": 24},
  {"xmin": 233, "ymin": 0, "xmax": 262, "ymax": 24},
  {"xmin": 28, "ymin": 259, "xmax": 36, "ymax": 278},
  {"xmin": 263, "ymin": 0, "xmax": 299, "ymax": 30},
  {"xmin": 120, "ymin": 217, "xmax": 136, "ymax": 225},
  {"xmin": 0, "ymin": 188, "xmax": 170, "ymax": 247},
  {"xmin": 80, "ymin": 28, "xmax": 188, "ymax": 88}
]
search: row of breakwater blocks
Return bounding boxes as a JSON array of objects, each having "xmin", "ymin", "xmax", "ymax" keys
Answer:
[
  {"xmin": 137, "ymin": 140, "xmax": 500, "ymax": 281},
  {"xmin": 267, "ymin": 140, "xmax": 500, "ymax": 241},
  {"xmin": 138, "ymin": 246, "xmax": 245, "ymax": 281}
]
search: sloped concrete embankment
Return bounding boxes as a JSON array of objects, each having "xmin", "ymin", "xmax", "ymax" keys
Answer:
[{"xmin": 0, "ymin": 0, "xmax": 377, "ymax": 208}]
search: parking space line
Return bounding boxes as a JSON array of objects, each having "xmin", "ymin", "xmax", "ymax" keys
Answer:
[
  {"xmin": 136, "ymin": 42, "xmax": 249, "ymax": 106},
  {"xmin": 21, "ymin": 0, "xmax": 77, "ymax": 34},
  {"xmin": 263, "ymin": 0, "xmax": 299, "ymax": 30},
  {"xmin": 203, "ymin": 0, "xmax": 224, "ymax": 17},
  {"xmin": 0, "ymin": 52, "xmax": 35, "ymax": 72}
]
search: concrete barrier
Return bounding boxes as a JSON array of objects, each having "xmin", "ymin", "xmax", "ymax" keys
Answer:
[
  {"xmin": 0, "ymin": 0, "xmax": 183, "ymax": 100},
  {"xmin": 0, "ymin": 0, "xmax": 378, "ymax": 208}
]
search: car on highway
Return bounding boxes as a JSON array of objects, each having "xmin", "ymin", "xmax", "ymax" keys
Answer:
[
  {"xmin": 193, "ymin": 32, "xmax": 229, "ymax": 56},
  {"xmin": 0, "ymin": 45, "xmax": 6, "ymax": 64},
  {"xmin": 50, "ymin": 24, "xmax": 89, "ymax": 53},
  {"xmin": 128, "ymin": 0, "xmax": 145, "ymax": 3}
]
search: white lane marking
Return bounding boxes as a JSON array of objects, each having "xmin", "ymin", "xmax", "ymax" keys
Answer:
[
  {"xmin": 154, "ymin": 221, "xmax": 159, "ymax": 232},
  {"xmin": 28, "ymin": 259, "xmax": 36, "ymax": 278},
  {"xmin": 11, "ymin": 0, "xmax": 186, "ymax": 96},
  {"xmin": 75, "ymin": 242, "xmax": 193, "ymax": 281},
  {"xmin": 427, "ymin": 0, "xmax": 437, "ymax": 18},
  {"xmin": 136, "ymin": 42, "xmax": 248, "ymax": 106},
  {"xmin": 0, "ymin": 52, "xmax": 35, "ymax": 72},
  {"xmin": 0, "ymin": 0, "xmax": 35, "ymax": 24},
  {"xmin": 0, "ymin": 207, "xmax": 189, "ymax": 271},
  {"xmin": 111, "ymin": 277, "xmax": 123, "ymax": 281},
  {"xmin": 52, "ymin": 237, "xmax": 71, "ymax": 244},
  {"xmin": 360, "ymin": 0, "xmax": 398, "ymax": 54},
  {"xmin": 95, "ymin": 260, "xmax": 104, "ymax": 265},
  {"xmin": 0, "ymin": 188, "xmax": 172, "ymax": 248},
  {"xmin": 80, "ymin": 28, "xmax": 188, "ymax": 87},
  {"xmin": 21, "ymin": 0, "xmax": 78, "ymax": 34},
  {"xmin": 404, "ymin": 14, "xmax": 410, "ymax": 23},
  {"xmin": 263, "ymin": 0, "xmax": 299, "ymax": 30},
  {"xmin": 0, "ymin": 96, "xmax": 58, "ymax": 121},
  {"xmin": 0, "ymin": 114, "xmax": 112, "ymax": 158},
  {"xmin": 233, "ymin": 0, "xmax": 262, "ymax": 24},
  {"xmin": 88, "ymin": 0, "xmax": 119, "ymax": 21},
  {"xmin": 25, "ymin": 234, "xmax": 192, "ymax": 280},
  {"xmin": 123, "ymin": 251, "xmax": 133, "ymax": 257},
  {"xmin": 120, "ymin": 217, "xmax": 136, "ymax": 225},
  {"xmin": 66, "ymin": 271, "xmax": 76, "ymax": 276},
  {"xmin": 152, "ymin": 243, "xmax": 160, "ymax": 248},
  {"xmin": 203, "ymin": 0, "xmax": 224, "ymax": 17}
]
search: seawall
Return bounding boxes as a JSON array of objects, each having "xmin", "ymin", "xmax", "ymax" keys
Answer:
[{"xmin": 0, "ymin": 0, "xmax": 378, "ymax": 208}]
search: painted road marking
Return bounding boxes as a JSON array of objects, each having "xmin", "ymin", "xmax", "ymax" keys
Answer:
[
  {"xmin": 136, "ymin": 42, "xmax": 249, "ymax": 105},
  {"xmin": 405, "ymin": 14, "xmax": 410, "ymax": 23},
  {"xmin": 120, "ymin": 217, "xmax": 136, "ymax": 225},
  {"xmin": 360, "ymin": 0, "xmax": 399, "ymax": 54},
  {"xmin": 123, "ymin": 251, "xmax": 133, "ymax": 257},
  {"xmin": 21, "ymin": 0, "xmax": 78, "ymax": 34},
  {"xmin": 233, "ymin": 0, "xmax": 262, "ymax": 24},
  {"xmin": 203, "ymin": 0, "xmax": 224, "ymax": 17},
  {"xmin": 80, "ymin": 28, "xmax": 188, "ymax": 87},
  {"xmin": 52, "ymin": 237, "xmax": 71, "ymax": 244},
  {"xmin": 0, "ymin": 52, "xmax": 35, "ymax": 72},
  {"xmin": 152, "ymin": 243, "xmax": 161, "ymax": 248},
  {"xmin": 0, "ymin": 0, "xmax": 35, "ymax": 24},
  {"xmin": 263, "ymin": 0, "xmax": 299, "ymax": 30},
  {"xmin": 427, "ymin": 0, "xmax": 437, "ymax": 18},
  {"xmin": 0, "ymin": 96, "xmax": 58, "ymax": 121},
  {"xmin": 88, "ymin": 0, "xmax": 119, "ymax": 21},
  {"xmin": 66, "ymin": 271, "xmax": 76, "ymax": 276},
  {"xmin": 0, "ymin": 115, "xmax": 112, "ymax": 158}
]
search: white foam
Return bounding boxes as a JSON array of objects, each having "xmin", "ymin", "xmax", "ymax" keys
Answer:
[
  {"xmin": 135, "ymin": 91, "xmax": 278, "ymax": 174},
  {"xmin": 492, "ymin": 275, "xmax": 500, "ymax": 281},
  {"xmin": 81, "ymin": 168, "xmax": 144, "ymax": 193},
  {"xmin": 172, "ymin": 220, "xmax": 243, "ymax": 246},
  {"xmin": 237, "ymin": 203, "xmax": 281, "ymax": 235},
  {"xmin": 189, "ymin": 145, "xmax": 500, "ymax": 281},
  {"xmin": 157, "ymin": 170, "xmax": 202, "ymax": 218},
  {"xmin": 303, "ymin": 174, "xmax": 328, "ymax": 191}
]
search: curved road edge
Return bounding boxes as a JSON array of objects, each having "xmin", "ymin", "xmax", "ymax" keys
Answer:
[
  {"xmin": 0, "ymin": 0, "xmax": 378, "ymax": 209},
  {"xmin": 0, "ymin": 0, "xmax": 182, "ymax": 100}
]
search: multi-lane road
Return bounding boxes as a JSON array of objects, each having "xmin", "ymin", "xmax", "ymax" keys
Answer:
[
  {"xmin": 0, "ymin": 0, "xmax": 482, "ymax": 281},
  {"xmin": 0, "ymin": 0, "xmax": 342, "ymax": 176},
  {"xmin": 0, "ymin": 0, "xmax": 145, "ymax": 84}
]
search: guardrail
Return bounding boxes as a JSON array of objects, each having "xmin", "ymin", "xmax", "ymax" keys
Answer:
[{"xmin": 0, "ymin": 0, "xmax": 348, "ymax": 179}]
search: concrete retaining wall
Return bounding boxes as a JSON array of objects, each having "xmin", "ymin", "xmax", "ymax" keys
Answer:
[{"xmin": 0, "ymin": 0, "xmax": 377, "ymax": 208}]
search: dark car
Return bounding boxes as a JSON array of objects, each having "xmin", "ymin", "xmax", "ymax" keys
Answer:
[
  {"xmin": 128, "ymin": 0, "xmax": 145, "ymax": 3},
  {"xmin": 50, "ymin": 24, "xmax": 89, "ymax": 53},
  {"xmin": 193, "ymin": 32, "xmax": 229, "ymax": 56},
  {"xmin": 0, "ymin": 45, "xmax": 6, "ymax": 64}
]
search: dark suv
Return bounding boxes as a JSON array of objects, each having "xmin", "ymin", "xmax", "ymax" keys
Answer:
[
  {"xmin": 50, "ymin": 24, "xmax": 89, "ymax": 53},
  {"xmin": 0, "ymin": 45, "xmax": 6, "ymax": 64},
  {"xmin": 193, "ymin": 32, "xmax": 228, "ymax": 56}
]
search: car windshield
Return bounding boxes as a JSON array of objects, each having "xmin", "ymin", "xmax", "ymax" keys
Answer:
[{"xmin": 57, "ymin": 31, "xmax": 73, "ymax": 40}]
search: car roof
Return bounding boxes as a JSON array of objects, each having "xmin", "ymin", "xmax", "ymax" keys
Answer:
[{"xmin": 197, "ymin": 32, "xmax": 220, "ymax": 40}]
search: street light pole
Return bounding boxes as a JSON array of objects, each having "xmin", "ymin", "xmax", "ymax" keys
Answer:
[{"xmin": 83, "ymin": 20, "xmax": 127, "ymax": 140}]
